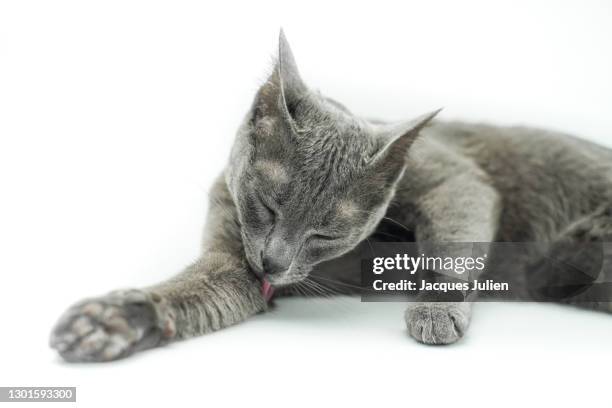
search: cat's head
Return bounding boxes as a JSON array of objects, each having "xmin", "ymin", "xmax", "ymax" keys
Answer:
[{"xmin": 227, "ymin": 30, "xmax": 438, "ymax": 287}]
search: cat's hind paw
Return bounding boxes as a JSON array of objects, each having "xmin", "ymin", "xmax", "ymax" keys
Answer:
[
  {"xmin": 404, "ymin": 302, "xmax": 471, "ymax": 345},
  {"xmin": 50, "ymin": 289, "xmax": 176, "ymax": 362}
]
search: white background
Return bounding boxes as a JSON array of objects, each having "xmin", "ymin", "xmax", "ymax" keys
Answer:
[{"xmin": 1, "ymin": 1, "xmax": 611, "ymax": 407}]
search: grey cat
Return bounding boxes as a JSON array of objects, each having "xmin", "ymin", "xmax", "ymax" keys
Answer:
[{"xmin": 50, "ymin": 31, "xmax": 612, "ymax": 362}]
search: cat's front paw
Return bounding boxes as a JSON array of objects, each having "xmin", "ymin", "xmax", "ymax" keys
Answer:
[
  {"xmin": 405, "ymin": 302, "xmax": 471, "ymax": 345},
  {"xmin": 50, "ymin": 289, "xmax": 176, "ymax": 362}
]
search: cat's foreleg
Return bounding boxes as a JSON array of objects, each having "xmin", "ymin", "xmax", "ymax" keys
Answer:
[
  {"xmin": 405, "ymin": 175, "xmax": 500, "ymax": 344},
  {"xmin": 50, "ymin": 176, "xmax": 266, "ymax": 362}
]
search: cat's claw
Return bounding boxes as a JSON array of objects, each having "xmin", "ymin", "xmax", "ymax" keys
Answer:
[
  {"xmin": 405, "ymin": 302, "xmax": 471, "ymax": 345},
  {"xmin": 50, "ymin": 289, "xmax": 176, "ymax": 362}
]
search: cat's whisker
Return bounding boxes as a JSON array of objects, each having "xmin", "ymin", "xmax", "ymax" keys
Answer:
[
  {"xmin": 302, "ymin": 278, "xmax": 357, "ymax": 313},
  {"xmin": 307, "ymin": 278, "xmax": 341, "ymax": 296},
  {"xmin": 351, "ymin": 209, "xmax": 414, "ymax": 236},
  {"xmin": 296, "ymin": 281, "xmax": 311, "ymax": 297},
  {"xmin": 302, "ymin": 278, "xmax": 332, "ymax": 298},
  {"xmin": 303, "ymin": 277, "xmax": 345, "ymax": 300},
  {"xmin": 365, "ymin": 237, "xmax": 376, "ymax": 257},
  {"xmin": 298, "ymin": 280, "xmax": 318, "ymax": 298},
  {"xmin": 381, "ymin": 217, "xmax": 413, "ymax": 235},
  {"xmin": 309, "ymin": 275, "xmax": 375, "ymax": 293}
]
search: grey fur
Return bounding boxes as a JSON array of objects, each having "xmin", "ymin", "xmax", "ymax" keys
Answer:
[{"xmin": 50, "ymin": 30, "xmax": 612, "ymax": 361}]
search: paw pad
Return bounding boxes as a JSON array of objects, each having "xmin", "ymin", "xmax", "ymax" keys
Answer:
[{"xmin": 50, "ymin": 289, "xmax": 176, "ymax": 362}]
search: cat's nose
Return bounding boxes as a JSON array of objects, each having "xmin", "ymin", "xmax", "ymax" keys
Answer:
[
  {"xmin": 262, "ymin": 235, "xmax": 292, "ymax": 275},
  {"xmin": 262, "ymin": 256, "xmax": 286, "ymax": 276}
]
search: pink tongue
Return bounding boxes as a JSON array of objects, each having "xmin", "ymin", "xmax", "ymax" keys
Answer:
[{"xmin": 262, "ymin": 278, "xmax": 274, "ymax": 301}]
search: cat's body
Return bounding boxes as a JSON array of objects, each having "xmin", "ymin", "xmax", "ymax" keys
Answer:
[
  {"xmin": 310, "ymin": 121, "xmax": 612, "ymax": 292},
  {"xmin": 50, "ymin": 32, "xmax": 612, "ymax": 362}
]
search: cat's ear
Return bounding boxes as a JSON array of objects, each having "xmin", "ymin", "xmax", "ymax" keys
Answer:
[
  {"xmin": 277, "ymin": 29, "xmax": 307, "ymax": 115},
  {"xmin": 250, "ymin": 29, "xmax": 307, "ymax": 134},
  {"xmin": 368, "ymin": 109, "xmax": 442, "ymax": 177}
]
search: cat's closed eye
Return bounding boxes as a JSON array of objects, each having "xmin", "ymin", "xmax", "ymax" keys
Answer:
[
  {"xmin": 243, "ymin": 193, "xmax": 276, "ymax": 227},
  {"xmin": 310, "ymin": 233, "xmax": 341, "ymax": 243},
  {"xmin": 258, "ymin": 199, "xmax": 275, "ymax": 221}
]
